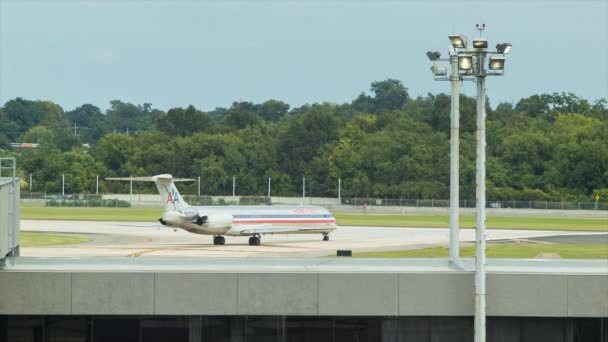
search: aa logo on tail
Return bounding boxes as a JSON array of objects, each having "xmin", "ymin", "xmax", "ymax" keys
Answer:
[{"xmin": 167, "ymin": 188, "xmax": 180, "ymax": 204}]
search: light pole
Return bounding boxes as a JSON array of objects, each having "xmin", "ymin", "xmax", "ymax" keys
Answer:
[
  {"xmin": 427, "ymin": 45, "xmax": 461, "ymax": 263},
  {"xmin": 428, "ymin": 24, "xmax": 511, "ymax": 342},
  {"xmin": 338, "ymin": 178, "xmax": 341, "ymax": 205}
]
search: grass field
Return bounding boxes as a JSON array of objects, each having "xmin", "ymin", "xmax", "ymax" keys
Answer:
[
  {"xmin": 22, "ymin": 207, "xmax": 160, "ymax": 221},
  {"xmin": 20, "ymin": 207, "xmax": 607, "ymax": 231},
  {"xmin": 349, "ymin": 243, "xmax": 608, "ymax": 259},
  {"xmin": 20, "ymin": 232, "xmax": 89, "ymax": 247},
  {"xmin": 333, "ymin": 213, "xmax": 607, "ymax": 231}
]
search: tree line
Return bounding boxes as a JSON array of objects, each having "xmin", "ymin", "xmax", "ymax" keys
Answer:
[{"xmin": 1, "ymin": 79, "xmax": 606, "ymax": 201}]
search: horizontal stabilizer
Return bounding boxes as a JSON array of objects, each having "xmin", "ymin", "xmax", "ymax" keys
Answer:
[{"xmin": 105, "ymin": 176, "xmax": 195, "ymax": 182}]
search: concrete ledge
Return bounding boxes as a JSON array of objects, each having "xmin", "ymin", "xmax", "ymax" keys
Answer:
[
  {"xmin": 400, "ymin": 273, "xmax": 474, "ymax": 316},
  {"xmin": 155, "ymin": 273, "xmax": 237, "ymax": 315},
  {"xmin": 318, "ymin": 273, "xmax": 398, "ymax": 315},
  {"xmin": 71, "ymin": 273, "xmax": 155, "ymax": 315},
  {"xmin": 237, "ymin": 273, "xmax": 318, "ymax": 315},
  {"xmin": 0, "ymin": 259, "xmax": 606, "ymax": 317},
  {"xmin": 0, "ymin": 272, "xmax": 70, "ymax": 314},
  {"xmin": 487, "ymin": 274, "xmax": 567, "ymax": 317},
  {"xmin": 566, "ymin": 274, "xmax": 608, "ymax": 317}
]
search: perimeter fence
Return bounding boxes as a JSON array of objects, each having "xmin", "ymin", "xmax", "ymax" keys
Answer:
[{"xmin": 19, "ymin": 192, "xmax": 608, "ymax": 210}]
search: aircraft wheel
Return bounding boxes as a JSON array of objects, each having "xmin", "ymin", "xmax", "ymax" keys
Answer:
[
  {"xmin": 249, "ymin": 236, "xmax": 261, "ymax": 246},
  {"xmin": 214, "ymin": 236, "xmax": 225, "ymax": 245},
  {"xmin": 323, "ymin": 235, "xmax": 330, "ymax": 241}
]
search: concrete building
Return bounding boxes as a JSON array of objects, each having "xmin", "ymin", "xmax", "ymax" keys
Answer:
[{"xmin": 0, "ymin": 258, "xmax": 607, "ymax": 341}]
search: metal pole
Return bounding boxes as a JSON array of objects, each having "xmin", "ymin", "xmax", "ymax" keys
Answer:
[
  {"xmin": 13, "ymin": 159, "xmax": 18, "ymax": 256},
  {"xmin": 232, "ymin": 176, "xmax": 236, "ymax": 198},
  {"xmin": 302, "ymin": 177, "xmax": 306, "ymax": 199},
  {"xmin": 268, "ymin": 177, "xmax": 271, "ymax": 198},
  {"xmin": 130, "ymin": 176, "xmax": 133, "ymax": 196},
  {"xmin": 338, "ymin": 178, "xmax": 341, "ymax": 204},
  {"xmin": 29, "ymin": 173, "xmax": 32, "ymax": 192},
  {"xmin": 449, "ymin": 52, "xmax": 461, "ymax": 261},
  {"xmin": 62, "ymin": 174, "xmax": 65, "ymax": 197},
  {"xmin": 474, "ymin": 51, "xmax": 487, "ymax": 342},
  {"xmin": 96, "ymin": 175, "xmax": 99, "ymax": 195},
  {"xmin": 198, "ymin": 176, "xmax": 201, "ymax": 196}
]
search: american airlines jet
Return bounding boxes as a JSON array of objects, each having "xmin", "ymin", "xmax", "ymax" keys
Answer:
[{"xmin": 108, "ymin": 174, "xmax": 337, "ymax": 246}]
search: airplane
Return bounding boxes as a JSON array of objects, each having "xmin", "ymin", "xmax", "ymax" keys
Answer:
[{"xmin": 106, "ymin": 174, "xmax": 337, "ymax": 246}]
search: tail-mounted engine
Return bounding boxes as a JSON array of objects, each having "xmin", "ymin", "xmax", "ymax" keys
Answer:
[{"xmin": 159, "ymin": 210, "xmax": 232, "ymax": 230}]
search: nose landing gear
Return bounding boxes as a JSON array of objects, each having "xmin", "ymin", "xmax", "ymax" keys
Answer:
[
  {"xmin": 213, "ymin": 236, "xmax": 225, "ymax": 245},
  {"xmin": 322, "ymin": 234, "xmax": 330, "ymax": 241}
]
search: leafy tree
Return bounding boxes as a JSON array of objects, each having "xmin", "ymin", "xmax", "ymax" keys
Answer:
[
  {"xmin": 223, "ymin": 102, "xmax": 262, "ymax": 129},
  {"xmin": 92, "ymin": 133, "xmax": 137, "ymax": 174},
  {"xmin": 156, "ymin": 105, "xmax": 211, "ymax": 136},
  {"xmin": 353, "ymin": 79, "xmax": 409, "ymax": 113},
  {"xmin": 278, "ymin": 103, "xmax": 340, "ymax": 179},
  {"xmin": 106, "ymin": 100, "xmax": 163, "ymax": 133},
  {"xmin": 66, "ymin": 104, "xmax": 109, "ymax": 143},
  {"xmin": 258, "ymin": 100, "xmax": 290, "ymax": 121}
]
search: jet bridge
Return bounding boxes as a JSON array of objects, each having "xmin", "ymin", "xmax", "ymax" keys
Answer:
[{"xmin": 0, "ymin": 157, "xmax": 19, "ymax": 260}]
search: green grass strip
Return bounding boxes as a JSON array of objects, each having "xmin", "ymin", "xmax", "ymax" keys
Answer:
[
  {"xmin": 22, "ymin": 207, "xmax": 160, "ymax": 222},
  {"xmin": 351, "ymin": 243, "xmax": 608, "ymax": 259},
  {"xmin": 334, "ymin": 213, "xmax": 607, "ymax": 231},
  {"xmin": 20, "ymin": 232, "xmax": 89, "ymax": 247}
]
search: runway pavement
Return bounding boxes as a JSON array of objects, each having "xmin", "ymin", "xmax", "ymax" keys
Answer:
[{"xmin": 19, "ymin": 220, "xmax": 608, "ymax": 258}]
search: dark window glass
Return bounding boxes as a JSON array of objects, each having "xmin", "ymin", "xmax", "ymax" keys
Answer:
[
  {"xmin": 246, "ymin": 317, "xmax": 281, "ymax": 342},
  {"xmin": 93, "ymin": 318, "xmax": 139, "ymax": 342},
  {"xmin": 6, "ymin": 317, "xmax": 44, "ymax": 342},
  {"xmin": 201, "ymin": 316, "xmax": 246, "ymax": 341},
  {"xmin": 141, "ymin": 317, "xmax": 188, "ymax": 342},
  {"xmin": 521, "ymin": 318, "xmax": 565, "ymax": 342},
  {"xmin": 572, "ymin": 318, "xmax": 602, "ymax": 342},
  {"xmin": 45, "ymin": 317, "xmax": 87, "ymax": 342},
  {"xmin": 487, "ymin": 317, "xmax": 520, "ymax": 342},
  {"xmin": 335, "ymin": 318, "xmax": 380, "ymax": 342},
  {"xmin": 397, "ymin": 317, "xmax": 430, "ymax": 342},
  {"xmin": 286, "ymin": 317, "xmax": 332, "ymax": 342},
  {"xmin": 429, "ymin": 317, "xmax": 472, "ymax": 342}
]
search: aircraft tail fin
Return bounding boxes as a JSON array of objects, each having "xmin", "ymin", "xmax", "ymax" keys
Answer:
[
  {"xmin": 105, "ymin": 174, "xmax": 193, "ymax": 211},
  {"xmin": 151, "ymin": 174, "xmax": 190, "ymax": 211}
]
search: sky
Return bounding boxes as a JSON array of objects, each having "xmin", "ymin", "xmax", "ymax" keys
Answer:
[{"xmin": 1, "ymin": 0, "xmax": 606, "ymax": 112}]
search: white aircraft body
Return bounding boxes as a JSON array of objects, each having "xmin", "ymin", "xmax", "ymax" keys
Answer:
[{"xmin": 110, "ymin": 174, "xmax": 337, "ymax": 245}]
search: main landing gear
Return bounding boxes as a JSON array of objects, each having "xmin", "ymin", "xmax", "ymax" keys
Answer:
[
  {"xmin": 213, "ymin": 236, "xmax": 225, "ymax": 245},
  {"xmin": 322, "ymin": 234, "xmax": 330, "ymax": 241},
  {"xmin": 248, "ymin": 235, "xmax": 261, "ymax": 246}
]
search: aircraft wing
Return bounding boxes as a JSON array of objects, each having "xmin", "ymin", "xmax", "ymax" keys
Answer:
[{"xmin": 236, "ymin": 225, "xmax": 303, "ymax": 235}]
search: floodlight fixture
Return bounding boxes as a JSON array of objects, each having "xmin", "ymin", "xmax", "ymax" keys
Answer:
[
  {"xmin": 489, "ymin": 56, "xmax": 505, "ymax": 70},
  {"xmin": 472, "ymin": 38, "xmax": 488, "ymax": 49},
  {"xmin": 431, "ymin": 65, "xmax": 448, "ymax": 76},
  {"xmin": 458, "ymin": 55, "xmax": 473, "ymax": 70},
  {"xmin": 496, "ymin": 43, "xmax": 512, "ymax": 54},
  {"xmin": 449, "ymin": 35, "xmax": 468, "ymax": 49},
  {"xmin": 426, "ymin": 51, "xmax": 441, "ymax": 61}
]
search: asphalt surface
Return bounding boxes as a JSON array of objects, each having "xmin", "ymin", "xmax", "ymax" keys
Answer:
[
  {"xmin": 19, "ymin": 220, "xmax": 608, "ymax": 258},
  {"xmin": 527, "ymin": 233, "xmax": 608, "ymax": 245}
]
